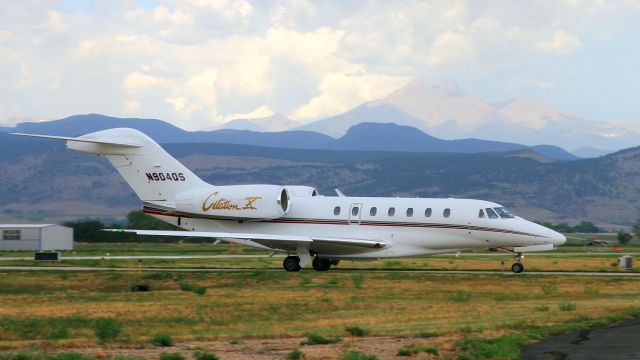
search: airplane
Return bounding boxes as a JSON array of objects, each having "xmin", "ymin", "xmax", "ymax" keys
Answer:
[{"xmin": 13, "ymin": 128, "xmax": 566, "ymax": 273}]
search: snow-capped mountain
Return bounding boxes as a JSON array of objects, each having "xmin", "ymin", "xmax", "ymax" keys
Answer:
[
  {"xmin": 219, "ymin": 113, "xmax": 300, "ymax": 132},
  {"xmin": 299, "ymin": 80, "xmax": 640, "ymax": 150}
]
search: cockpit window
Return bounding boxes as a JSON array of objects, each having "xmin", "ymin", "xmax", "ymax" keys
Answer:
[
  {"xmin": 485, "ymin": 208, "xmax": 498, "ymax": 219},
  {"xmin": 478, "ymin": 209, "xmax": 485, "ymax": 218},
  {"xmin": 494, "ymin": 207, "xmax": 515, "ymax": 218}
]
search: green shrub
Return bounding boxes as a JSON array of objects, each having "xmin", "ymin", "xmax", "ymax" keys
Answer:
[
  {"xmin": 193, "ymin": 286, "xmax": 207, "ymax": 295},
  {"xmin": 159, "ymin": 353, "xmax": 185, "ymax": 360},
  {"xmin": 559, "ymin": 302, "xmax": 577, "ymax": 311},
  {"xmin": 179, "ymin": 281, "xmax": 195, "ymax": 292},
  {"xmin": 345, "ymin": 326, "xmax": 370, "ymax": 337},
  {"xmin": 341, "ymin": 350, "xmax": 378, "ymax": 360},
  {"xmin": 450, "ymin": 290, "xmax": 471, "ymax": 302},
  {"xmin": 152, "ymin": 333, "xmax": 174, "ymax": 347},
  {"xmin": 534, "ymin": 305, "xmax": 550, "ymax": 312},
  {"xmin": 300, "ymin": 334, "xmax": 342, "ymax": 345},
  {"xmin": 351, "ymin": 273, "xmax": 365, "ymax": 289},
  {"xmin": 94, "ymin": 317, "xmax": 123, "ymax": 343},
  {"xmin": 457, "ymin": 334, "xmax": 527, "ymax": 360},
  {"xmin": 540, "ymin": 283, "xmax": 558, "ymax": 295},
  {"xmin": 285, "ymin": 349, "xmax": 305, "ymax": 360},
  {"xmin": 179, "ymin": 281, "xmax": 206, "ymax": 295},
  {"xmin": 414, "ymin": 331, "xmax": 437, "ymax": 338},
  {"xmin": 396, "ymin": 345, "xmax": 439, "ymax": 357},
  {"xmin": 193, "ymin": 352, "xmax": 218, "ymax": 360}
]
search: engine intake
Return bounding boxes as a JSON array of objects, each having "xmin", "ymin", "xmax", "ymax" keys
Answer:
[{"xmin": 176, "ymin": 185, "xmax": 290, "ymax": 220}]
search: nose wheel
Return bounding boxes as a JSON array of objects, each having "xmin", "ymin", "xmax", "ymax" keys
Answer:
[{"xmin": 511, "ymin": 252, "xmax": 524, "ymax": 273}]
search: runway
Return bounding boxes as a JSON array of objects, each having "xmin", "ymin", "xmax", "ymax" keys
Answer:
[
  {"xmin": 0, "ymin": 265, "xmax": 639, "ymax": 277},
  {"xmin": 0, "ymin": 252, "xmax": 635, "ymax": 261}
]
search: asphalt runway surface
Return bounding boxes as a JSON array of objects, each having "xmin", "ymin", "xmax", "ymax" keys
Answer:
[
  {"xmin": 0, "ymin": 265, "xmax": 639, "ymax": 276},
  {"xmin": 522, "ymin": 317, "xmax": 640, "ymax": 359}
]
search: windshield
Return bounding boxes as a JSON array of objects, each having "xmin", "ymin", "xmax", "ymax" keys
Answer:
[{"xmin": 494, "ymin": 207, "xmax": 515, "ymax": 218}]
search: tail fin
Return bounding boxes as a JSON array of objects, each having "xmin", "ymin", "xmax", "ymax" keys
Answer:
[{"xmin": 13, "ymin": 128, "xmax": 207, "ymax": 205}]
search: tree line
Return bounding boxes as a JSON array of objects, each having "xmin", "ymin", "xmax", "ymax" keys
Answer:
[{"xmin": 63, "ymin": 210, "xmax": 202, "ymax": 243}]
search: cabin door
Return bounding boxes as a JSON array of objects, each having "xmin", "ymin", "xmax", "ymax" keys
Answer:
[{"xmin": 348, "ymin": 203, "xmax": 362, "ymax": 225}]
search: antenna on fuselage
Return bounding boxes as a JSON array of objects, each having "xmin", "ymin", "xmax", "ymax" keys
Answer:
[{"xmin": 335, "ymin": 189, "xmax": 345, "ymax": 197}]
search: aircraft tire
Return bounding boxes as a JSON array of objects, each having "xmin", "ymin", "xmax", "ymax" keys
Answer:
[
  {"xmin": 312, "ymin": 257, "xmax": 331, "ymax": 271},
  {"xmin": 511, "ymin": 262, "xmax": 524, "ymax": 273},
  {"xmin": 283, "ymin": 256, "xmax": 302, "ymax": 272}
]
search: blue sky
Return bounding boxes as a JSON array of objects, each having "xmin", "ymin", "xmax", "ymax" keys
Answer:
[{"xmin": 0, "ymin": 0, "xmax": 638, "ymax": 130}]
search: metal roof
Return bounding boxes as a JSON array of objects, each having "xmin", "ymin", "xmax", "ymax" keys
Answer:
[{"xmin": 0, "ymin": 224, "xmax": 59, "ymax": 229}]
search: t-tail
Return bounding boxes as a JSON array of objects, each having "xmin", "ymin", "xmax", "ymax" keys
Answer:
[{"xmin": 12, "ymin": 128, "xmax": 208, "ymax": 208}]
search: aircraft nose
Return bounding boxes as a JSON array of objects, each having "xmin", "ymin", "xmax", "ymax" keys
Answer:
[{"xmin": 550, "ymin": 230, "xmax": 566, "ymax": 246}]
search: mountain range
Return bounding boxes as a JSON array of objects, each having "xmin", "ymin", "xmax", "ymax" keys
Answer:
[
  {"xmin": 0, "ymin": 131, "xmax": 638, "ymax": 229},
  {"xmin": 1, "ymin": 114, "xmax": 578, "ymax": 160},
  {"xmin": 297, "ymin": 80, "xmax": 639, "ymax": 152}
]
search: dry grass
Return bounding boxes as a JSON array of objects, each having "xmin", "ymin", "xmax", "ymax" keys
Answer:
[{"xmin": 0, "ymin": 270, "xmax": 638, "ymax": 351}]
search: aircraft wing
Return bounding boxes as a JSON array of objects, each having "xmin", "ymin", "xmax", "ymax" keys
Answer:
[{"xmin": 104, "ymin": 229, "xmax": 385, "ymax": 253}]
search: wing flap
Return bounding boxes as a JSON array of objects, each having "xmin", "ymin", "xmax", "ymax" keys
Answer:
[{"xmin": 104, "ymin": 229, "xmax": 386, "ymax": 251}]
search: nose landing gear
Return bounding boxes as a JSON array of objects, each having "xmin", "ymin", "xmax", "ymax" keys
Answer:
[{"xmin": 511, "ymin": 252, "xmax": 524, "ymax": 273}]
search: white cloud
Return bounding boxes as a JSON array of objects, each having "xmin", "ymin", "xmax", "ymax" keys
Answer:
[
  {"xmin": 291, "ymin": 67, "xmax": 411, "ymax": 121},
  {"xmin": 537, "ymin": 30, "xmax": 582, "ymax": 54},
  {"xmin": 221, "ymin": 105, "xmax": 275, "ymax": 122}
]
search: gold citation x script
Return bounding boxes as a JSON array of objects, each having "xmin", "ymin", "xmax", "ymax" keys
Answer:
[{"xmin": 202, "ymin": 192, "xmax": 262, "ymax": 211}]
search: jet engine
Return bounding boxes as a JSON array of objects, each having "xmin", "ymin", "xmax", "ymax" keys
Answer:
[{"xmin": 175, "ymin": 185, "xmax": 290, "ymax": 220}]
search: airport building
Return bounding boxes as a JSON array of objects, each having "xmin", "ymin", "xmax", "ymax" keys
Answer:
[{"xmin": 0, "ymin": 224, "xmax": 73, "ymax": 251}]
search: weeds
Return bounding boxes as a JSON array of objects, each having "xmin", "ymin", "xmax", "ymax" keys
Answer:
[
  {"xmin": 351, "ymin": 273, "xmax": 365, "ymax": 289},
  {"xmin": 450, "ymin": 290, "xmax": 471, "ymax": 302},
  {"xmin": 285, "ymin": 349, "xmax": 305, "ymax": 360},
  {"xmin": 397, "ymin": 345, "xmax": 439, "ymax": 357},
  {"xmin": 300, "ymin": 334, "xmax": 342, "ymax": 345},
  {"xmin": 179, "ymin": 281, "xmax": 206, "ymax": 295},
  {"xmin": 534, "ymin": 305, "xmax": 550, "ymax": 312},
  {"xmin": 94, "ymin": 317, "xmax": 123, "ymax": 343},
  {"xmin": 345, "ymin": 326, "xmax": 370, "ymax": 337},
  {"xmin": 540, "ymin": 283, "xmax": 558, "ymax": 295},
  {"xmin": 159, "ymin": 353, "xmax": 184, "ymax": 360},
  {"xmin": 193, "ymin": 352, "xmax": 218, "ymax": 360},
  {"xmin": 341, "ymin": 349, "xmax": 378, "ymax": 360},
  {"xmin": 559, "ymin": 302, "xmax": 577, "ymax": 311},
  {"xmin": 152, "ymin": 333, "xmax": 174, "ymax": 347}
]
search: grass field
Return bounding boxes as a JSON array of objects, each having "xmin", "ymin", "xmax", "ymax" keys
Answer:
[{"xmin": 1, "ymin": 242, "xmax": 639, "ymax": 359}]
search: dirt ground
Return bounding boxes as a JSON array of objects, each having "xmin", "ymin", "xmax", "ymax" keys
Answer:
[{"xmin": 65, "ymin": 336, "xmax": 459, "ymax": 359}]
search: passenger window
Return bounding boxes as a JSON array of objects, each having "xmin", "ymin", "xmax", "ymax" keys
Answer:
[
  {"xmin": 478, "ymin": 209, "xmax": 485, "ymax": 218},
  {"xmin": 406, "ymin": 208, "xmax": 413, "ymax": 217},
  {"xmin": 352, "ymin": 206, "xmax": 359, "ymax": 216},
  {"xmin": 425, "ymin": 208, "xmax": 432, "ymax": 217},
  {"xmin": 388, "ymin": 207, "xmax": 395, "ymax": 216},
  {"xmin": 443, "ymin": 208, "xmax": 451, "ymax": 218},
  {"xmin": 334, "ymin": 206, "xmax": 341, "ymax": 216},
  {"xmin": 370, "ymin": 207, "xmax": 377, "ymax": 216},
  {"xmin": 486, "ymin": 208, "xmax": 498, "ymax": 219}
]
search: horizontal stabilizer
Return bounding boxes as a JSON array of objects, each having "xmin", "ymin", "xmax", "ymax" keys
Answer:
[{"xmin": 11, "ymin": 133, "xmax": 142, "ymax": 147}]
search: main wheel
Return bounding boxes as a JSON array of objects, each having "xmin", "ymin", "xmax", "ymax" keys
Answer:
[
  {"xmin": 312, "ymin": 257, "xmax": 331, "ymax": 271},
  {"xmin": 511, "ymin": 262, "xmax": 524, "ymax": 273},
  {"xmin": 283, "ymin": 256, "xmax": 302, "ymax": 272}
]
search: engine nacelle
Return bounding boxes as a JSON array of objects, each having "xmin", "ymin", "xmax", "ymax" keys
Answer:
[
  {"xmin": 284, "ymin": 185, "xmax": 319, "ymax": 197},
  {"xmin": 175, "ymin": 185, "xmax": 290, "ymax": 220}
]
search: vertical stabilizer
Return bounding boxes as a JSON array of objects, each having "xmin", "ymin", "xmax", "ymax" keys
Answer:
[{"xmin": 64, "ymin": 128, "xmax": 208, "ymax": 204}]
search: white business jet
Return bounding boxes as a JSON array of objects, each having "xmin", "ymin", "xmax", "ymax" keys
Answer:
[{"xmin": 14, "ymin": 128, "xmax": 565, "ymax": 273}]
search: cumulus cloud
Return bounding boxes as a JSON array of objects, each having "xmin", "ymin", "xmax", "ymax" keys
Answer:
[
  {"xmin": 536, "ymin": 30, "xmax": 582, "ymax": 54},
  {"xmin": 0, "ymin": 1, "xmax": 637, "ymax": 129}
]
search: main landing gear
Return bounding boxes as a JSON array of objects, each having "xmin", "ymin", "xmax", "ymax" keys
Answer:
[
  {"xmin": 283, "ymin": 255, "xmax": 302, "ymax": 272},
  {"xmin": 511, "ymin": 252, "xmax": 524, "ymax": 273},
  {"xmin": 282, "ymin": 255, "xmax": 339, "ymax": 272}
]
